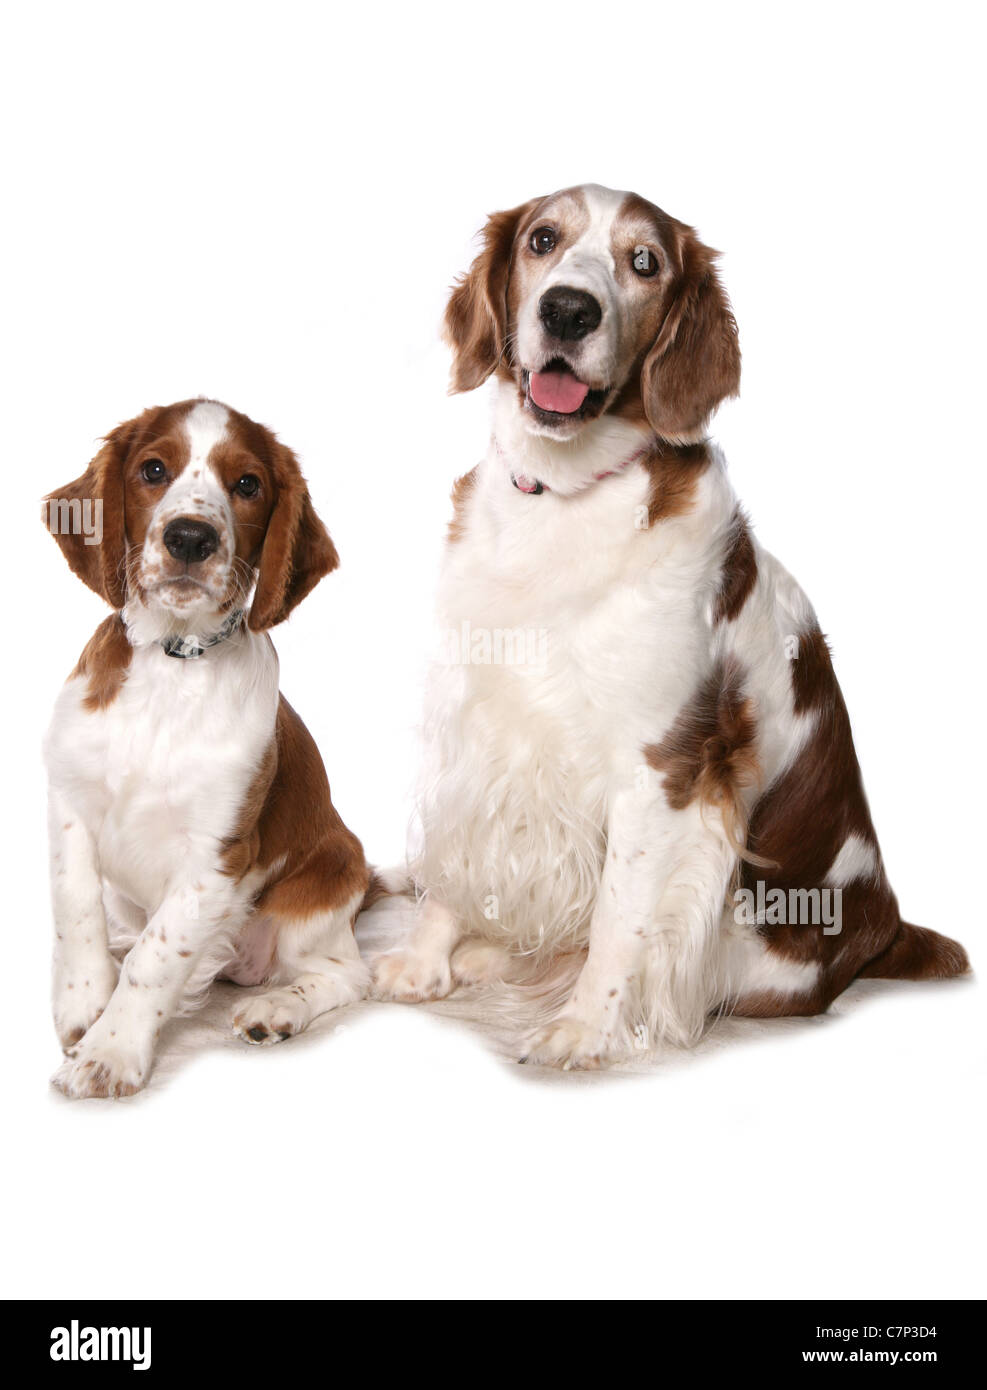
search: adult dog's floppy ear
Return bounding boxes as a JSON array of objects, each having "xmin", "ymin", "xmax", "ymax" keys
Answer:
[
  {"xmin": 248, "ymin": 444, "xmax": 338, "ymax": 632},
  {"xmin": 642, "ymin": 231, "xmax": 741, "ymax": 443},
  {"xmin": 43, "ymin": 424, "xmax": 130, "ymax": 608},
  {"xmin": 443, "ymin": 199, "xmax": 538, "ymax": 392}
]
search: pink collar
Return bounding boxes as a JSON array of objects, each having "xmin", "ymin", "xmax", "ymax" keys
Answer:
[{"xmin": 497, "ymin": 439, "xmax": 655, "ymax": 496}]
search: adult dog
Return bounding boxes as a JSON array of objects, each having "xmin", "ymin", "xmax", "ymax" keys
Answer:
[{"xmin": 374, "ymin": 184, "xmax": 968, "ymax": 1067}]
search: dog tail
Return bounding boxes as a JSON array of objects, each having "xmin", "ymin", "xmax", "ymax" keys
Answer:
[
  {"xmin": 858, "ymin": 921, "xmax": 970, "ymax": 982},
  {"xmin": 360, "ymin": 864, "xmax": 416, "ymax": 913}
]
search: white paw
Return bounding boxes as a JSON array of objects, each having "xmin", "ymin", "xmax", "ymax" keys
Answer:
[
  {"xmin": 520, "ymin": 1016, "xmax": 615, "ymax": 1071},
  {"xmin": 374, "ymin": 949, "xmax": 452, "ymax": 1002},
  {"xmin": 52, "ymin": 955, "xmax": 119, "ymax": 1050},
  {"xmin": 232, "ymin": 989, "xmax": 309, "ymax": 1045},
  {"xmin": 52, "ymin": 1038, "xmax": 147, "ymax": 1099},
  {"xmin": 451, "ymin": 940, "xmax": 513, "ymax": 988}
]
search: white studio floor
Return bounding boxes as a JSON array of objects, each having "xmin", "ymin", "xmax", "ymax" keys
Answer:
[{"xmin": 7, "ymin": 895, "xmax": 981, "ymax": 1303}]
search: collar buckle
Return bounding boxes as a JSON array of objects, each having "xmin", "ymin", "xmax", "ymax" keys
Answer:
[{"xmin": 162, "ymin": 609, "xmax": 245, "ymax": 660}]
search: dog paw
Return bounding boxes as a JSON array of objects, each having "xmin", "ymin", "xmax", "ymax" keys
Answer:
[
  {"xmin": 52, "ymin": 957, "xmax": 119, "ymax": 1051},
  {"xmin": 374, "ymin": 949, "xmax": 452, "ymax": 1002},
  {"xmin": 450, "ymin": 940, "xmax": 513, "ymax": 988},
  {"xmin": 232, "ymin": 990, "xmax": 308, "ymax": 1045},
  {"xmin": 52, "ymin": 1042, "xmax": 147, "ymax": 1099},
  {"xmin": 519, "ymin": 1017, "xmax": 615, "ymax": 1071}
]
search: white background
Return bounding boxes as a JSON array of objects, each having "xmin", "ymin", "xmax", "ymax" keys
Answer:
[{"xmin": 2, "ymin": 0, "xmax": 984, "ymax": 1301}]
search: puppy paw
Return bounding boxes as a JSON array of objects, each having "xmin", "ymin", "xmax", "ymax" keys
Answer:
[
  {"xmin": 53, "ymin": 956, "xmax": 119, "ymax": 1051},
  {"xmin": 450, "ymin": 940, "xmax": 514, "ymax": 988},
  {"xmin": 232, "ymin": 990, "xmax": 308, "ymax": 1045},
  {"xmin": 520, "ymin": 1017, "xmax": 616, "ymax": 1071},
  {"xmin": 374, "ymin": 949, "xmax": 452, "ymax": 1002},
  {"xmin": 52, "ymin": 1041, "xmax": 147, "ymax": 1099}
]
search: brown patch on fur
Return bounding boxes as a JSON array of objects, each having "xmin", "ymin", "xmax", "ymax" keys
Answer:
[
  {"xmin": 644, "ymin": 657, "xmax": 760, "ymax": 852},
  {"xmin": 222, "ymin": 694, "xmax": 370, "ymax": 926},
  {"xmin": 638, "ymin": 219, "xmax": 740, "ymax": 443},
  {"xmin": 728, "ymin": 989, "xmax": 824, "ymax": 1020},
  {"xmin": 641, "ymin": 439, "xmax": 712, "ymax": 525},
  {"xmin": 71, "ymin": 614, "xmax": 132, "ymax": 711},
  {"xmin": 44, "ymin": 434, "xmax": 129, "ymax": 608},
  {"xmin": 731, "ymin": 624, "xmax": 968, "ymax": 1017},
  {"xmin": 238, "ymin": 422, "xmax": 338, "ymax": 631},
  {"xmin": 858, "ymin": 922, "xmax": 970, "ymax": 982},
  {"xmin": 443, "ymin": 200, "xmax": 542, "ymax": 392},
  {"xmin": 713, "ymin": 509, "xmax": 758, "ymax": 624},
  {"xmin": 606, "ymin": 192, "xmax": 741, "ymax": 443},
  {"xmin": 448, "ymin": 467, "xmax": 478, "ymax": 543},
  {"xmin": 790, "ymin": 627, "xmax": 835, "ymax": 714}
]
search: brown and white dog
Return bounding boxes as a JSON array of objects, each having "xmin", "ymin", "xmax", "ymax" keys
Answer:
[
  {"xmin": 374, "ymin": 183, "xmax": 970, "ymax": 1067},
  {"xmin": 44, "ymin": 399, "xmax": 371, "ymax": 1097}
]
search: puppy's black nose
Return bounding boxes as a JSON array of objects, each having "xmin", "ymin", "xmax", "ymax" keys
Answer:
[
  {"xmin": 538, "ymin": 286, "xmax": 602, "ymax": 342},
  {"xmin": 163, "ymin": 518, "xmax": 219, "ymax": 564}
]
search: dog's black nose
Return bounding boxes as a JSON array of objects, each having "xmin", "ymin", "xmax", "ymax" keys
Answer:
[
  {"xmin": 163, "ymin": 518, "xmax": 219, "ymax": 564},
  {"xmin": 538, "ymin": 286, "xmax": 602, "ymax": 342}
]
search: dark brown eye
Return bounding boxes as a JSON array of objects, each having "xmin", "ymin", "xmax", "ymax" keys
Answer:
[
  {"xmin": 234, "ymin": 474, "xmax": 260, "ymax": 498},
  {"xmin": 633, "ymin": 246, "xmax": 659, "ymax": 277},
  {"xmin": 530, "ymin": 226, "xmax": 557, "ymax": 255},
  {"xmin": 141, "ymin": 458, "xmax": 167, "ymax": 484}
]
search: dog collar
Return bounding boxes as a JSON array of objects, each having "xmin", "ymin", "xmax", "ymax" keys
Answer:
[
  {"xmin": 162, "ymin": 609, "xmax": 245, "ymax": 660},
  {"xmin": 503, "ymin": 440, "xmax": 655, "ymax": 497}
]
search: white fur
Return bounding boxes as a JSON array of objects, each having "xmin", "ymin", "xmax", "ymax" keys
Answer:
[
  {"xmin": 46, "ymin": 403, "xmax": 366, "ymax": 1097},
  {"xmin": 826, "ymin": 834, "xmax": 879, "ymax": 887},
  {"xmin": 377, "ymin": 188, "xmax": 825, "ymax": 1067},
  {"xmin": 127, "ymin": 401, "xmax": 240, "ymax": 642},
  {"xmin": 515, "ymin": 185, "xmax": 627, "ymax": 410},
  {"xmin": 46, "ymin": 627, "xmax": 281, "ymax": 1095}
]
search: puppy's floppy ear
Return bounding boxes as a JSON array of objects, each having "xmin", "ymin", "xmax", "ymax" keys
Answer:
[
  {"xmin": 642, "ymin": 231, "xmax": 741, "ymax": 442},
  {"xmin": 443, "ymin": 199, "xmax": 538, "ymax": 392},
  {"xmin": 248, "ymin": 444, "xmax": 338, "ymax": 632},
  {"xmin": 43, "ymin": 424, "xmax": 130, "ymax": 608}
]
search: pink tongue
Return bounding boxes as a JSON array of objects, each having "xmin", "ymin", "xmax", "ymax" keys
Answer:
[{"xmin": 529, "ymin": 369, "xmax": 590, "ymax": 414}]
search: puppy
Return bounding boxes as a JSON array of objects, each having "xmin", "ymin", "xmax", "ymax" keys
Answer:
[
  {"xmin": 44, "ymin": 398, "xmax": 370, "ymax": 1097},
  {"xmin": 375, "ymin": 184, "xmax": 969, "ymax": 1067}
]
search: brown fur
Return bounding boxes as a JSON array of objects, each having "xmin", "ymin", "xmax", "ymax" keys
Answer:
[
  {"xmin": 734, "ymin": 626, "xmax": 968, "ymax": 1014},
  {"xmin": 44, "ymin": 433, "xmax": 130, "ymax": 607},
  {"xmin": 70, "ymin": 614, "xmax": 132, "ymax": 711},
  {"xmin": 443, "ymin": 200, "xmax": 540, "ymax": 393},
  {"xmin": 645, "ymin": 626, "xmax": 968, "ymax": 1018},
  {"xmin": 713, "ymin": 508, "xmax": 758, "ymax": 624},
  {"xmin": 222, "ymin": 694, "xmax": 369, "ymax": 921},
  {"xmin": 642, "ymin": 439, "xmax": 713, "ymax": 526},
  {"xmin": 639, "ymin": 226, "xmax": 740, "ymax": 442},
  {"xmin": 644, "ymin": 657, "xmax": 760, "ymax": 852},
  {"xmin": 448, "ymin": 467, "xmax": 478, "ymax": 543},
  {"xmin": 858, "ymin": 922, "xmax": 971, "ymax": 982}
]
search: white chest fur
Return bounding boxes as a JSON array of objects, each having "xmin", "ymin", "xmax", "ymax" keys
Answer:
[
  {"xmin": 45, "ymin": 630, "xmax": 279, "ymax": 914},
  {"xmin": 416, "ymin": 434, "xmax": 735, "ymax": 953}
]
